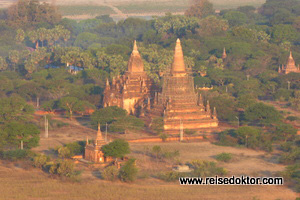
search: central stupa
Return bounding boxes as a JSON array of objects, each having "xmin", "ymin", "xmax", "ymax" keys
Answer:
[{"xmin": 149, "ymin": 39, "xmax": 218, "ymax": 134}]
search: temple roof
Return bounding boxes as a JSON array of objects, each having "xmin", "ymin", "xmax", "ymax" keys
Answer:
[
  {"xmin": 171, "ymin": 39, "xmax": 186, "ymax": 76},
  {"xmin": 286, "ymin": 51, "xmax": 296, "ymax": 69},
  {"xmin": 222, "ymin": 47, "xmax": 227, "ymax": 59},
  {"xmin": 127, "ymin": 40, "xmax": 144, "ymax": 73},
  {"xmin": 95, "ymin": 123, "xmax": 105, "ymax": 146}
]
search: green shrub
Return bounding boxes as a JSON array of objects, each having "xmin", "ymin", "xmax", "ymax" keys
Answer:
[
  {"xmin": 33, "ymin": 154, "xmax": 49, "ymax": 168},
  {"xmin": 151, "ymin": 117, "xmax": 164, "ymax": 135},
  {"xmin": 1, "ymin": 149, "xmax": 28, "ymax": 161},
  {"xmin": 162, "ymin": 150, "xmax": 180, "ymax": 160},
  {"xmin": 286, "ymin": 116, "xmax": 299, "ymax": 121},
  {"xmin": 185, "ymin": 129, "xmax": 196, "ymax": 135},
  {"xmin": 215, "ymin": 129, "xmax": 238, "ymax": 147},
  {"xmin": 159, "ymin": 133, "xmax": 168, "ymax": 142},
  {"xmin": 216, "ymin": 153, "xmax": 232, "ymax": 162},
  {"xmin": 273, "ymin": 88, "xmax": 293, "ymax": 101},
  {"xmin": 49, "ymin": 163, "xmax": 58, "ymax": 175},
  {"xmin": 159, "ymin": 171, "xmax": 181, "ymax": 182},
  {"xmin": 280, "ymin": 142, "xmax": 294, "ymax": 152},
  {"xmin": 188, "ymin": 160, "xmax": 227, "ymax": 177},
  {"xmin": 101, "ymin": 166, "xmax": 119, "ymax": 181},
  {"xmin": 280, "ymin": 164, "xmax": 300, "ymax": 192},
  {"xmin": 58, "ymin": 147, "xmax": 72, "ymax": 158},
  {"xmin": 65, "ymin": 142, "xmax": 84, "ymax": 155},
  {"xmin": 119, "ymin": 159, "xmax": 138, "ymax": 182},
  {"xmin": 56, "ymin": 160, "xmax": 75, "ymax": 177},
  {"xmin": 279, "ymin": 147, "xmax": 300, "ymax": 164}
]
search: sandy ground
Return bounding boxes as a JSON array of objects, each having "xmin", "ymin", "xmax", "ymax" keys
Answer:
[{"xmin": 24, "ymin": 113, "xmax": 299, "ymax": 200}]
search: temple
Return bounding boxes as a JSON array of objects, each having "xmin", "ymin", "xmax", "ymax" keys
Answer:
[
  {"xmin": 148, "ymin": 39, "xmax": 218, "ymax": 134},
  {"xmin": 278, "ymin": 51, "xmax": 300, "ymax": 74},
  {"xmin": 222, "ymin": 47, "xmax": 227, "ymax": 60},
  {"xmin": 103, "ymin": 41, "xmax": 153, "ymax": 115},
  {"xmin": 84, "ymin": 123, "xmax": 111, "ymax": 163}
]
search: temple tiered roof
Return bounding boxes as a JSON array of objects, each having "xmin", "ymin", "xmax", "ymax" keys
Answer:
[
  {"xmin": 127, "ymin": 40, "xmax": 144, "ymax": 73},
  {"xmin": 279, "ymin": 51, "xmax": 300, "ymax": 74},
  {"xmin": 171, "ymin": 39, "xmax": 186, "ymax": 77},
  {"xmin": 148, "ymin": 39, "xmax": 218, "ymax": 134},
  {"xmin": 103, "ymin": 41, "xmax": 153, "ymax": 115}
]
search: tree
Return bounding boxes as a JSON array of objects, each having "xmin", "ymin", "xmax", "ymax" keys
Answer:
[
  {"xmin": 271, "ymin": 24, "xmax": 298, "ymax": 43},
  {"xmin": 274, "ymin": 123, "xmax": 297, "ymax": 142},
  {"xmin": 28, "ymin": 30, "xmax": 39, "ymax": 48},
  {"xmin": 7, "ymin": 0, "xmax": 61, "ymax": 28},
  {"xmin": 57, "ymin": 147, "xmax": 72, "ymax": 158},
  {"xmin": 101, "ymin": 139, "xmax": 130, "ymax": 161},
  {"xmin": 259, "ymin": 0, "xmax": 299, "ymax": 18},
  {"xmin": 119, "ymin": 158, "xmax": 138, "ymax": 182},
  {"xmin": 236, "ymin": 126, "xmax": 261, "ymax": 148},
  {"xmin": 91, "ymin": 106, "xmax": 127, "ymax": 126},
  {"xmin": 270, "ymin": 8, "xmax": 295, "ymax": 25},
  {"xmin": 109, "ymin": 115, "xmax": 144, "ymax": 133},
  {"xmin": 33, "ymin": 154, "xmax": 49, "ymax": 168},
  {"xmin": 244, "ymin": 103, "xmax": 282, "ymax": 126},
  {"xmin": 154, "ymin": 15, "xmax": 199, "ymax": 38},
  {"xmin": 15, "ymin": 29, "xmax": 25, "ymax": 43},
  {"xmin": 0, "ymin": 96, "xmax": 34, "ymax": 123},
  {"xmin": 237, "ymin": 94, "xmax": 256, "ymax": 109},
  {"xmin": 101, "ymin": 166, "xmax": 119, "ymax": 181},
  {"xmin": 74, "ymin": 32, "xmax": 101, "ymax": 49},
  {"xmin": 210, "ymin": 94, "xmax": 238, "ymax": 122},
  {"xmin": 224, "ymin": 11, "xmax": 247, "ymax": 26},
  {"xmin": 58, "ymin": 97, "xmax": 80, "ymax": 119},
  {"xmin": 60, "ymin": 28, "xmax": 71, "ymax": 43},
  {"xmin": 0, "ymin": 57, "xmax": 8, "ymax": 71},
  {"xmin": 293, "ymin": 16, "xmax": 300, "ymax": 32},
  {"xmin": 8, "ymin": 50, "xmax": 20, "ymax": 71},
  {"xmin": 42, "ymin": 100, "xmax": 57, "ymax": 113},
  {"xmin": 2, "ymin": 121, "xmax": 40, "ymax": 149},
  {"xmin": 185, "ymin": 0, "xmax": 214, "ymax": 19},
  {"xmin": 151, "ymin": 117, "xmax": 164, "ymax": 135},
  {"xmin": 197, "ymin": 16, "xmax": 229, "ymax": 37},
  {"xmin": 152, "ymin": 145, "xmax": 162, "ymax": 160},
  {"xmin": 56, "ymin": 160, "xmax": 75, "ymax": 177},
  {"xmin": 289, "ymin": 91, "xmax": 300, "ymax": 111},
  {"xmin": 37, "ymin": 28, "xmax": 47, "ymax": 47}
]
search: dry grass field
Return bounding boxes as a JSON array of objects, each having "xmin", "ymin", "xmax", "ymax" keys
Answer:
[
  {"xmin": 21, "ymin": 114, "xmax": 297, "ymax": 200},
  {"xmin": 0, "ymin": 0, "xmax": 266, "ymax": 20},
  {"xmin": 0, "ymin": 159, "xmax": 297, "ymax": 200}
]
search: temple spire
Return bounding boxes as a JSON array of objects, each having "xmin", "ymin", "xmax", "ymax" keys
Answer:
[
  {"xmin": 171, "ymin": 38, "xmax": 186, "ymax": 76},
  {"xmin": 133, "ymin": 40, "xmax": 138, "ymax": 53},
  {"xmin": 95, "ymin": 123, "xmax": 104, "ymax": 145},
  {"xmin": 213, "ymin": 107, "xmax": 217, "ymax": 119},
  {"xmin": 222, "ymin": 47, "xmax": 227, "ymax": 60},
  {"xmin": 106, "ymin": 78, "xmax": 110, "ymax": 89},
  {"xmin": 206, "ymin": 100, "xmax": 211, "ymax": 115},
  {"xmin": 128, "ymin": 40, "xmax": 144, "ymax": 73}
]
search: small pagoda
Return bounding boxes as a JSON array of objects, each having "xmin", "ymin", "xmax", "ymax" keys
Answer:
[
  {"xmin": 103, "ymin": 41, "xmax": 153, "ymax": 115},
  {"xmin": 278, "ymin": 51, "xmax": 300, "ymax": 74},
  {"xmin": 148, "ymin": 39, "xmax": 218, "ymax": 134},
  {"xmin": 85, "ymin": 124, "xmax": 110, "ymax": 163},
  {"xmin": 222, "ymin": 47, "xmax": 227, "ymax": 60}
]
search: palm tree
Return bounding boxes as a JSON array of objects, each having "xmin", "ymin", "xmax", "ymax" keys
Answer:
[
  {"xmin": 60, "ymin": 28, "xmax": 71, "ymax": 44},
  {"xmin": 28, "ymin": 30, "xmax": 39, "ymax": 49},
  {"xmin": 37, "ymin": 28, "xmax": 47, "ymax": 47},
  {"xmin": 8, "ymin": 50, "xmax": 20, "ymax": 71},
  {"xmin": 0, "ymin": 56, "xmax": 8, "ymax": 71},
  {"xmin": 16, "ymin": 29, "xmax": 25, "ymax": 44}
]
